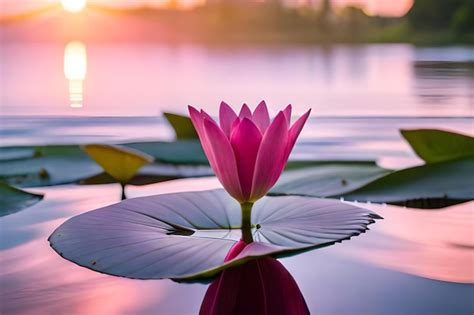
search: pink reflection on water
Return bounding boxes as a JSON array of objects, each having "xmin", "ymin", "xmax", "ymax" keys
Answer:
[
  {"xmin": 1, "ymin": 177, "xmax": 471, "ymax": 315},
  {"xmin": 132, "ymin": 178, "xmax": 474, "ymax": 284},
  {"xmin": 1, "ymin": 240, "xmax": 149, "ymax": 314},
  {"xmin": 2, "ymin": 43, "xmax": 472, "ymax": 117},
  {"xmin": 341, "ymin": 202, "xmax": 474, "ymax": 284},
  {"xmin": 0, "ymin": 183, "xmax": 214, "ymax": 314}
]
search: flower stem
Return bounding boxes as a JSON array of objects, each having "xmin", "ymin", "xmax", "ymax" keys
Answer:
[
  {"xmin": 241, "ymin": 202, "xmax": 254, "ymax": 244},
  {"xmin": 120, "ymin": 183, "xmax": 127, "ymax": 200}
]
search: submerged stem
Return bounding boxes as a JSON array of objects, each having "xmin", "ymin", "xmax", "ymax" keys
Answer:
[
  {"xmin": 120, "ymin": 183, "xmax": 127, "ymax": 200},
  {"xmin": 241, "ymin": 202, "xmax": 254, "ymax": 244}
]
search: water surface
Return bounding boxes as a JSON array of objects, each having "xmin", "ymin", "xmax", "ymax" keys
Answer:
[
  {"xmin": 1, "ymin": 180, "xmax": 472, "ymax": 314},
  {"xmin": 1, "ymin": 43, "xmax": 472, "ymax": 117},
  {"xmin": 1, "ymin": 43, "xmax": 473, "ymax": 314}
]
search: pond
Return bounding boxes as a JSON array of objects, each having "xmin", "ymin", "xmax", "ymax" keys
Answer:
[
  {"xmin": 0, "ymin": 43, "xmax": 473, "ymax": 314},
  {"xmin": 1, "ymin": 181, "xmax": 473, "ymax": 314},
  {"xmin": 1, "ymin": 43, "xmax": 472, "ymax": 117}
]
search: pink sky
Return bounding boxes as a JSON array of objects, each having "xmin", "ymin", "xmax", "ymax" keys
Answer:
[
  {"xmin": 334, "ymin": 0, "xmax": 413, "ymax": 16},
  {"xmin": 1, "ymin": 0, "xmax": 413, "ymax": 17}
]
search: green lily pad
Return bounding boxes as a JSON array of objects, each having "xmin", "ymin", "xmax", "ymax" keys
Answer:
[
  {"xmin": 0, "ymin": 182, "xmax": 43, "ymax": 217},
  {"xmin": 126, "ymin": 141, "xmax": 208, "ymax": 165},
  {"xmin": 81, "ymin": 163, "xmax": 213, "ymax": 185},
  {"xmin": 0, "ymin": 139, "xmax": 380, "ymax": 189},
  {"xmin": 284, "ymin": 160, "xmax": 379, "ymax": 171},
  {"xmin": 49, "ymin": 189, "xmax": 379, "ymax": 281},
  {"xmin": 31, "ymin": 144, "xmax": 85, "ymax": 157},
  {"xmin": 82, "ymin": 144, "xmax": 154, "ymax": 184},
  {"xmin": 163, "ymin": 112, "xmax": 198, "ymax": 140},
  {"xmin": 271, "ymin": 129, "xmax": 474, "ymax": 209},
  {"xmin": 0, "ymin": 142, "xmax": 210, "ymax": 187},
  {"xmin": 0, "ymin": 144, "xmax": 100, "ymax": 187},
  {"xmin": 401, "ymin": 129, "xmax": 474, "ymax": 163},
  {"xmin": 343, "ymin": 158, "xmax": 474, "ymax": 208},
  {"xmin": 80, "ymin": 172, "xmax": 177, "ymax": 186},
  {"xmin": 0, "ymin": 148, "xmax": 36, "ymax": 161},
  {"xmin": 271, "ymin": 162, "xmax": 391, "ymax": 198},
  {"xmin": 0, "ymin": 155, "xmax": 102, "ymax": 187}
]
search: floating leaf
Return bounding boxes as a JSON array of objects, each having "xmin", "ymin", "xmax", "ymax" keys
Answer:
[
  {"xmin": 0, "ymin": 142, "xmax": 207, "ymax": 187},
  {"xmin": 0, "ymin": 182, "xmax": 43, "ymax": 217},
  {"xmin": 271, "ymin": 162, "xmax": 391, "ymax": 197},
  {"xmin": 82, "ymin": 144, "xmax": 154, "ymax": 184},
  {"xmin": 81, "ymin": 163, "xmax": 213, "ymax": 185},
  {"xmin": 163, "ymin": 112, "xmax": 198, "ymax": 140},
  {"xmin": 49, "ymin": 189, "xmax": 379, "ymax": 281},
  {"xmin": 401, "ymin": 129, "xmax": 474, "ymax": 163},
  {"xmin": 343, "ymin": 158, "xmax": 474, "ymax": 208},
  {"xmin": 79, "ymin": 172, "xmax": 176, "ymax": 186},
  {"xmin": 0, "ymin": 144, "xmax": 102, "ymax": 187},
  {"xmin": 0, "ymin": 155, "xmax": 101, "ymax": 187},
  {"xmin": 0, "ymin": 147, "xmax": 36, "ymax": 161},
  {"xmin": 27, "ymin": 144, "xmax": 85, "ymax": 157},
  {"xmin": 126, "ymin": 141, "xmax": 208, "ymax": 165},
  {"xmin": 284, "ymin": 160, "xmax": 379, "ymax": 171}
]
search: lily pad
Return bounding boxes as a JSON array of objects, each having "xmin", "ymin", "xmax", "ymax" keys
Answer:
[
  {"xmin": 284, "ymin": 160, "xmax": 379, "ymax": 171},
  {"xmin": 49, "ymin": 189, "xmax": 379, "ymax": 281},
  {"xmin": 163, "ymin": 112, "xmax": 198, "ymax": 140},
  {"xmin": 0, "ymin": 182, "xmax": 43, "ymax": 217},
  {"xmin": 401, "ymin": 129, "xmax": 474, "ymax": 163},
  {"xmin": 271, "ymin": 162, "xmax": 391, "ymax": 198},
  {"xmin": 344, "ymin": 158, "xmax": 474, "ymax": 208},
  {"xmin": 0, "ymin": 155, "xmax": 101, "ymax": 187},
  {"xmin": 82, "ymin": 144, "xmax": 154, "ymax": 184},
  {"xmin": 0, "ymin": 147, "xmax": 36, "ymax": 161},
  {"xmin": 126, "ymin": 141, "xmax": 208, "ymax": 165},
  {"xmin": 81, "ymin": 163, "xmax": 213, "ymax": 186},
  {"xmin": 0, "ymin": 142, "xmax": 210, "ymax": 187}
]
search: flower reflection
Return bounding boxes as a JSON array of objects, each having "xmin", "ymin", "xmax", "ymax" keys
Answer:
[
  {"xmin": 200, "ymin": 240, "xmax": 309, "ymax": 315},
  {"xmin": 64, "ymin": 41, "xmax": 87, "ymax": 108}
]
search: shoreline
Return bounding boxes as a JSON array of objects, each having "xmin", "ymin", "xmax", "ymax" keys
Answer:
[{"xmin": 1, "ymin": 5, "xmax": 473, "ymax": 46}]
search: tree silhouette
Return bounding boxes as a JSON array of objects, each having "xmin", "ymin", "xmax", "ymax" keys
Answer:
[{"xmin": 407, "ymin": 0, "xmax": 472, "ymax": 32}]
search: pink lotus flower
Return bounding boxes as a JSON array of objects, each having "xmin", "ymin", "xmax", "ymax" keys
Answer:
[{"xmin": 189, "ymin": 101, "xmax": 311, "ymax": 204}]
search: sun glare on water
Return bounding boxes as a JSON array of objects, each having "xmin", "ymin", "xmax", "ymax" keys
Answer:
[
  {"xmin": 61, "ymin": 0, "xmax": 87, "ymax": 13},
  {"xmin": 64, "ymin": 41, "xmax": 87, "ymax": 108}
]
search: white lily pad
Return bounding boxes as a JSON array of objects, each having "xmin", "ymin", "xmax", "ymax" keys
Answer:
[{"xmin": 49, "ymin": 189, "xmax": 379, "ymax": 281}]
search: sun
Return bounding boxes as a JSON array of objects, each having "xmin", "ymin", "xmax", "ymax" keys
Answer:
[{"xmin": 61, "ymin": 0, "xmax": 87, "ymax": 13}]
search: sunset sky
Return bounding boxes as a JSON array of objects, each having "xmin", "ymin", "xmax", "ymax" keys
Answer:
[{"xmin": 1, "ymin": 0, "xmax": 413, "ymax": 17}]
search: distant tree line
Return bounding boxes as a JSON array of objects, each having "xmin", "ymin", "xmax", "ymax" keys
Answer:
[
  {"xmin": 407, "ymin": 0, "xmax": 474, "ymax": 34},
  {"xmin": 71, "ymin": 0, "xmax": 472, "ymax": 44}
]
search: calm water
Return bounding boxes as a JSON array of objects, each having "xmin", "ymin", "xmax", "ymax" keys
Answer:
[
  {"xmin": 1, "ymin": 43, "xmax": 473, "ymax": 117},
  {"xmin": 1, "ymin": 181, "xmax": 473, "ymax": 314},
  {"xmin": 1, "ymin": 43, "xmax": 473, "ymax": 314}
]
